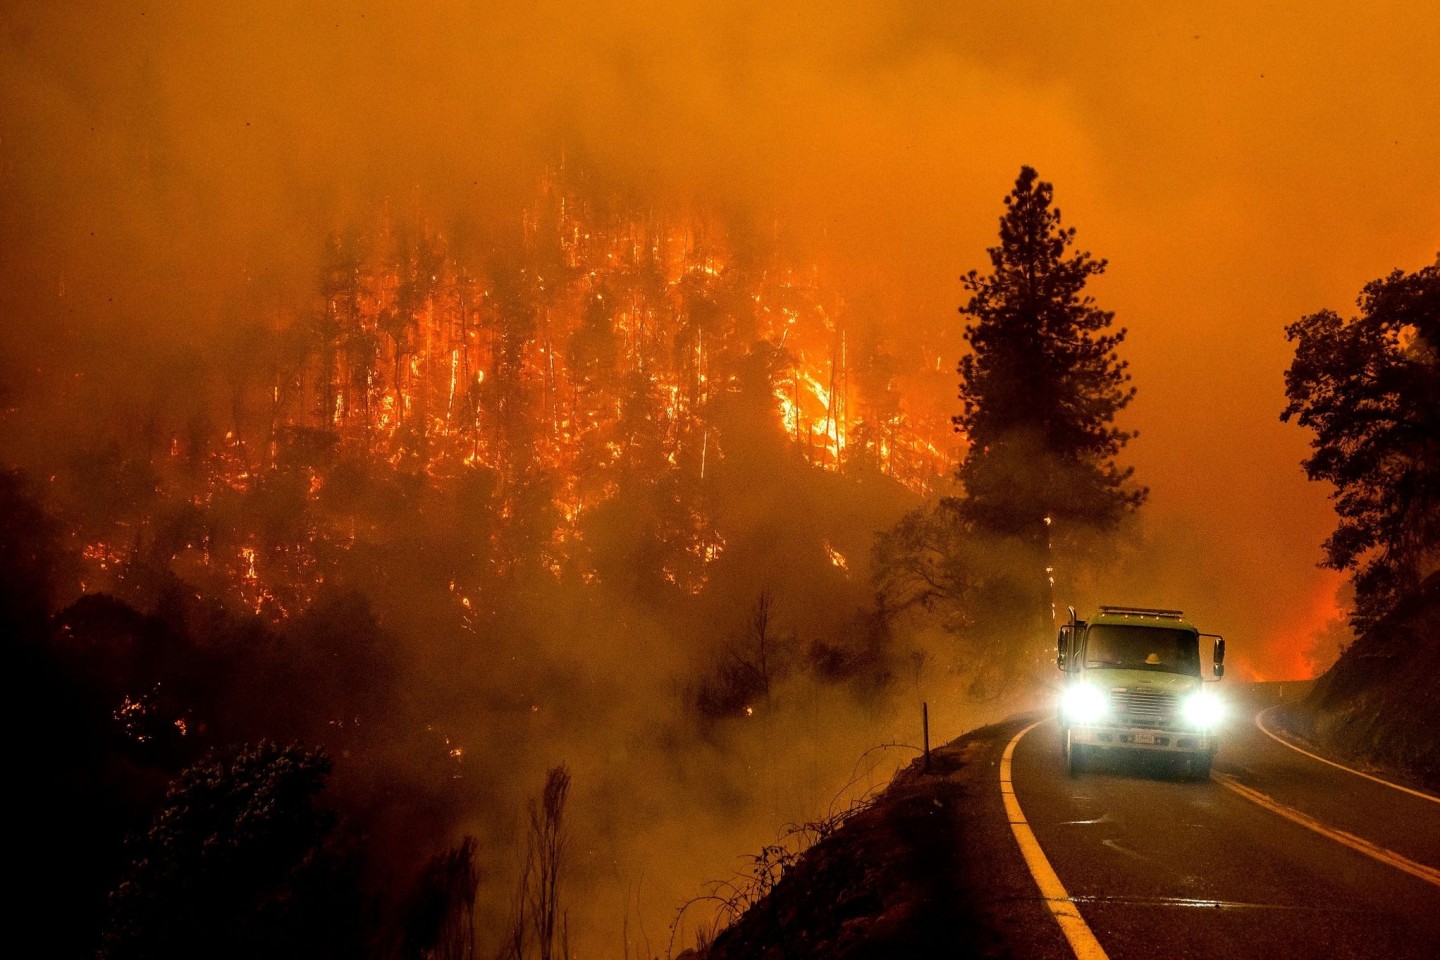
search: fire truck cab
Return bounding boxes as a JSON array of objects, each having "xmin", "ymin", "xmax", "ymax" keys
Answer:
[{"xmin": 1056, "ymin": 605, "xmax": 1226, "ymax": 780}]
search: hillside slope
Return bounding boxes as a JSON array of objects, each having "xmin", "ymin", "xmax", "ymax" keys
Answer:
[
  {"xmin": 1277, "ymin": 572, "xmax": 1440, "ymax": 792},
  {"xmin": 698, "ymin": 725, "xmax": 1019, "ymax": 960}
]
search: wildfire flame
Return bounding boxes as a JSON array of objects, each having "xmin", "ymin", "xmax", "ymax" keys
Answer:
[{"xmin": 72, "ymin": 169, "xmax": 959, "ymax": 620}]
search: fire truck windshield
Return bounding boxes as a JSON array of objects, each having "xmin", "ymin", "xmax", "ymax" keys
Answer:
[{"xmin": 1084, "ymin": 625, "xmax": 1201, "ymax": 675}]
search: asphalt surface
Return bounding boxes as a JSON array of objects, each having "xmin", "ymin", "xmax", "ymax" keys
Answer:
[{"xmin": 958, "ymin": 683, "xmax": 1440, "ymax": 960}]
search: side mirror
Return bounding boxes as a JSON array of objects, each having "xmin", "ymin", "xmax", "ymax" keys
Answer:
[
  {"xmin": 1212, "ymin": 636, "xmax": 1226, "ymax": 678},
  {"xmin": 1056, "ymin": 625, "xmax": 1072, "ymax": 671}
]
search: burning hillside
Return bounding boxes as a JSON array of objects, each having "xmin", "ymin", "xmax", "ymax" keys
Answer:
[
  {"xmin": 70, "ymin": 168, "xmax": 960, "ymax": 620},
  {"xmin": 9, "ymin": 163, "xmax": 984, "ymax": 959}
]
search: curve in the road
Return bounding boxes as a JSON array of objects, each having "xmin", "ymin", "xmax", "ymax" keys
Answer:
[
  {"xmin": 1002, "ymin": 700, "xmax": 1440, "ymax": 960},
  {"xmin": 1215, "ymin": 772, "xmax": 1440, "ymax": 888},
  {"xmin": 1254, "ymin": 706, "xmax": 1440, "ymax": 805},
  {"xmin": 1001, "ymin": 720, "xmax": 1110, "ymax": 960}
]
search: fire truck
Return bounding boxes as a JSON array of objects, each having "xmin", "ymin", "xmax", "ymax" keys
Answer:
[{"xmin": 1056, "ymin": 605, "xmax": 1226, "ymax": 779}]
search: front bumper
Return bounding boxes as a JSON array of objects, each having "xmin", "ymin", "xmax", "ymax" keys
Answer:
[{"xmin": 1070, "ymin": 725, "xmax": 1216, "ymax": 755}]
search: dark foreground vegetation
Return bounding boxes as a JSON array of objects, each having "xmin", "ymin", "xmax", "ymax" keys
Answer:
[{"xmin": 699, "ymin": 735, "xmax": 995, "ymax": 960}]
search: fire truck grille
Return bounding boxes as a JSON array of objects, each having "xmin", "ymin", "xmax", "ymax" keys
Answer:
[{"xmin": 1110, "ymin": 689, "xmax": 1179, "ymax": 727}]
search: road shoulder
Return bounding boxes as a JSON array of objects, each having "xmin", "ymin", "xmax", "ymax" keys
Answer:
[{"xmin": 704, "ymin": 717, "xmax": 1060, "ymax": 959}]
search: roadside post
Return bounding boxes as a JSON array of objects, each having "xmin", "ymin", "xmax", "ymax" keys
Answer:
[{"xmin": 923, "ymin": 701, "xmax": 931, "ymax": 773}]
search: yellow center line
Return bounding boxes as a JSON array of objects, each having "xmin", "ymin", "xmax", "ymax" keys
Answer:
[
  {"xmin": 1214, "ymin": 773, "xmax": 1440, "ymax": 888},
  {"xmin": 1001, "ymin": 720, "xmax": 1110, "ymax": 960}
]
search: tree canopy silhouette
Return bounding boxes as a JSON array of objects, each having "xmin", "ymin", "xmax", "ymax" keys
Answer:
[
  {"xmin": 101, "ymin": 741, "xmax": 362, "ymax": 960},
  {"xmin": 958, "ymin": 167, "xmax": 1143, "ymax": 660},
  {"xmin": 956, "ymin": 166, "xmax": 1144, "ymax": 538},
  {"xmin": 876, "ymin": 167, "xmax": 1144, "ymax": 686},
  {"xmin": 1282, "ymin": 254, "xmax": 1440, "ymax": 628}
]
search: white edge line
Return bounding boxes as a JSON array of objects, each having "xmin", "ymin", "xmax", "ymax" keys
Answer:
[
  {"xmin": 1001, "ymin": 720, "xmax": 1110, "ymax": 960},
  {"xmin": 1255, "ymin": 706, "xmax": 1440, "ymax": 806}
]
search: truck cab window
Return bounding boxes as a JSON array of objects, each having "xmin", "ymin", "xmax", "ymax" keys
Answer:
[{"xmin": 1084, "ymin": 625, "xmax": 1200, "ymax": 676}]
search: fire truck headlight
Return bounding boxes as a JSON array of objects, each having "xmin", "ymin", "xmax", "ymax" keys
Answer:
[
  {"xmin": 1062, "ymin": 684, "xmax": 1108, "ymax": 725},
  {"xmin": 1182, "ymin": 691, "xmax": 1224, "ymax": 728}
]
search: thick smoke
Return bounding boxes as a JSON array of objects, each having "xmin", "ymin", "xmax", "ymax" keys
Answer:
[
  {"xmin": 5, "ymin": 2, "xmax": 1440, "ymax": 954},
  {"xmin": 6, "ymin": 1, "xmax": 1437, "ymax": 674}
]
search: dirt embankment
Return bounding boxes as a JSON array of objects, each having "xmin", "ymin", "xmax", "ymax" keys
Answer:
[
  {"xmin": 691, "ymin": 719, "xmax": 1031, "ymax": 960},
  {"xmin": 696, "ymin": 724, "xmax": 1018, "ymax": 960},
  {"xmin": 1276, "ymin": 572, "xmax": 1440, "ymax": 793}
]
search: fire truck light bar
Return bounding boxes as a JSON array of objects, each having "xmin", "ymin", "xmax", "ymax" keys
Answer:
[{"xmin": 1098, "ymin": 605, "xmax": 1184, "ymax": 620}]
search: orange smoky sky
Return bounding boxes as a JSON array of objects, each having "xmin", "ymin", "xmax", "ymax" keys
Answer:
[{"xmin": 3, "ymin": 1, "xmax": 1438, "ymax": 678}]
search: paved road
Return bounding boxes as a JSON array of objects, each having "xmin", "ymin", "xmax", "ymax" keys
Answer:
[{"xmin": 960, "ymin": 683, "xmax": 1440, "ymax": 959}]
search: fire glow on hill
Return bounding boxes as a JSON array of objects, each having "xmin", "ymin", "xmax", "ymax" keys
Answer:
[{"xmin": 74, "ymin": 168, "xmax": 960, "ymax": 620}]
